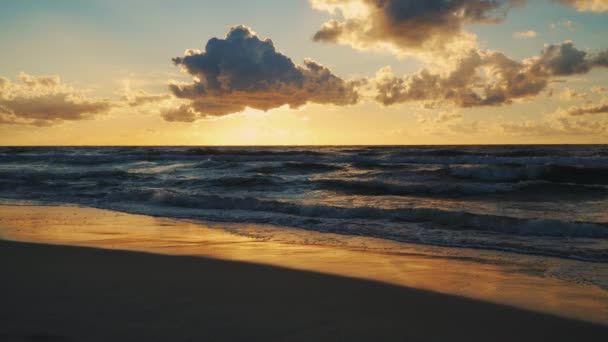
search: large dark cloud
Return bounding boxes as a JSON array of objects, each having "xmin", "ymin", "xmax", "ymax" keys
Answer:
[
  {"xmin": 375, "ymin": 42, "xmax": 608, "ymax": 108},
  {"xmin": 168, "ymin": 26, "xmax": 360, "ymax": 121},
  {"xmin": 311, "ymin": 0, "xmax": 525, "ymax": 58},
  {"xmin": 553, "ymin": 0, "xmax": 608, "ymax": 12},
  {"xmin": 0, "ymin": 73, "xmax": 112, "ymax": 126}
]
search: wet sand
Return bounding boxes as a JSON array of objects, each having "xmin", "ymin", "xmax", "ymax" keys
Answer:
[{"xmin": 1, "ymin": 205, "xmax": 607, "ymax": 341}]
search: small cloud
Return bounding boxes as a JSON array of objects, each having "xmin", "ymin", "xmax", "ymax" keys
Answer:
[
  {"xmin": 565, "ymin": 100, "xmax": 608, "ymax": 116},
  {"xmin": 502, "ymin": 114, "xmax": 608, "ymax": 136},
  {"xmin": 550, "ymin": 19, "xmax": 576, "ymax": 30},
  {"xmin": 0, "ymin": 73, "xmax": 112, "ymax": 126},
  {"xmin": 559, "ymin": 88, "xmax": 588, "ymax": 101},
  {"xmin": 592, "ymin": 86, "xmax": 608, "ymax": 94},
  {"xmin": 554, "ymin": 0, "xmax": 608, "ymax": 13},
  {"xmin": 563, "ymin": 19, "xmax": 574, "ymax": 29},
  {"xmin": 513, "ymin": 30, "xmax": 538, "ymax": 39},
  {"xmin": 434, "ymin": 112, "xmax": 463, "ymax": 124},
  {"xmin": 447, "ymin": 121, "xmax": 480, "ymax": 135},
  {"xmin": 121, "ymin": 90, "xmax": 170, "ymax": 107},
  {"xmin": 160, "ymin": 104, "xmax": 198, "ymax": 122}
]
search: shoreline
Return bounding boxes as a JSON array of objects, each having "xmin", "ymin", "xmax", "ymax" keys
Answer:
[{"xmin": 1, "ymin": 204, "xmax": 607, "ymax": 327}]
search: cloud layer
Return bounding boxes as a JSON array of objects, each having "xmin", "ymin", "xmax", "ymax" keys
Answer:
[
  {"xmin": 374, "ymin": 42, "xmax": 608, "ymax": 108},
  {"xmin": 168, "ymin": 26, "xmax": 360, "ymax": 121},
  {"xmin": 310, "ymin": 0, "xmax": 525, "ymax": 59},
  {"xmin": 501, "ymin": 115, "xmax": 608, "ymax": 136},
  {"xmin": 0, "ymin": 73, "xmax": 112, "ymax": 126}
]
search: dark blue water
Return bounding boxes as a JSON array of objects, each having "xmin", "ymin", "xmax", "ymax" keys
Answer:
[{"xmin": 1, "ymin": 145, "xmax": 607, "ymax": 261}]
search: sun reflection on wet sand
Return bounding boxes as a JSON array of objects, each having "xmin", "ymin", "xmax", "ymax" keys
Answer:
[{"xmin": 0, "ymin": 205, "xmax": 606, "ymax": 325}]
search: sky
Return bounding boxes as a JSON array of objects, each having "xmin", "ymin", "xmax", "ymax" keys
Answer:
[{"xmin": 0, "ymin": 0, "xmax": 607, "ymax": 145}]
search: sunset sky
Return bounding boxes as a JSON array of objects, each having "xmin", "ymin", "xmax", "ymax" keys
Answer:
[{"xmin": 1, "ymin": 0, "xmax": 607, "ymax": 145}]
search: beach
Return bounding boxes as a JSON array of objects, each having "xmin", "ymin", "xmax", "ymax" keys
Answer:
[
  {"xmin": 1, "ymin": 205, "xmax": 607, "ymax": 341},
  {"xmin": 2, "ymin": 0, "xmax": 608, "ymax": 339}
]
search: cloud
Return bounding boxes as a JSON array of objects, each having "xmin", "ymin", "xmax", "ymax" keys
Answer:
[
  {"xmin": 0, "ymin": 73, "xmax": 112, "ymax": 126},
  {"xmin": 160, "ymin": 105, "xmax": 198, "ymax": 122},
  {"xmin": 562, "ymin": 19, "xmax": 574, "ymax": 29},
  {"xmin": 502, "ymin": 115, "xmax": 608, "ymax": 136},
  {"xmin": 122, "ymin": 90, "xmax": 170, "ymax": 107},
  {"xmin": 550, "ymin": 19, "xmax": 575, "ymax": 30},
  {"xmin": 565, "ymin": 100, "xmax": 608, "ymax": 116},
  {"xmin": 513, "ymin": 30, "xmax": 538, "ymax": 39},
  {"xmin": 374, "ymin": 42, "xmax": 608, "ymax": 108},
  {"xmin": 503, "ymin": 99, "xmax": 608, "ymax": 137},
  {"xmin": 310, "ymin": 0, "xmax": 525, "ymax": 59},
  {"xmin": 559, "ymin": 88, "xmax": 588, "ymax": 100},
  {"xmin": 167, "ymin": 25, "xmax": 360, "ymax": 121},
  {"xmin": 435, "ymin": 112, "xmax": 463, "ymax": 123},
  {"xmin": 592, "ymin": 86, "xmax": 608, "ymax": 94},
  {"xmin": 554, "ymin": 0, "xmax": 608, "ymax": 12},
  {"xmin": 529, "ymin": 41, "xmax": 607, "ymax": 75},
  {"xmin": 446, "ymin": 120, "xmax": 481, "ymax": 134},
  {"xmin": 411, "ymin": 113, "xmax": 480, "ymax": 136}
]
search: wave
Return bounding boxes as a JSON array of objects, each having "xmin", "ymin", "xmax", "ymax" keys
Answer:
[
  {"xmin": 166, "ymin": 176, "xmax": 282, "ymax": 189},
  {"xmin": 314, "ymin": 179, "xmax": 516, "ymax": 196},
  {"xmin": 0, "ymin": 169, "xmax": 145, "ymax": 183},
  {"xmin": 313, "ymin": 178, "xmax": 607, "ymax": 197},
  {"xmin": 2, "ymin": 146, "xmax": 608, "ymax": 262},
  {"xmin": 449, "ymin": 164, "xmax": 608, "ymax": 184},
  {"xmin": 248, "ymin": 162, "xmax": 343, "ymax": 174},
  {"xmin": 4, "ymin": 146, "xmax": 608, "ymax": 168},
  {"xmin": 3, "ymin": 166, "xmax": 605, "ymax": 198},
  {"xmin": 102, "ymin": 189, "xmax": 608, "ymax": 239},
  {"xmin": 192, "ymin": 160, "xmax": 239, "ymax": 169},
  {"xmin": 390, "ymin": 148, "xmax": 569, "ymax": 158},
  {"xmin": 205, "ymin": 175, "xmax": 283, "ymax": 188},
  {"xmin": 187, "ymin": 147, "xmax": 327, "ymax": 157},
  {"xmin": 349, "ymin": 160, "xmax": 417, "ymax": 170}
]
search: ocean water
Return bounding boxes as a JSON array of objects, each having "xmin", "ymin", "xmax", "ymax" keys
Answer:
[{"xmin": 1, "ymin": 145, "xmax": 607, "ymax": 262}]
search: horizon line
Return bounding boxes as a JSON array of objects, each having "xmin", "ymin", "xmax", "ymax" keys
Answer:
[{"xmin": 1, "ymin": 143, "xmax": 607, "ymax": 147}]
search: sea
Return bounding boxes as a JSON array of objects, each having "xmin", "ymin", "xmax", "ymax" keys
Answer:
[{"xmin": 1, "ymin": 145, "xmax": 607, "ymax": 263}]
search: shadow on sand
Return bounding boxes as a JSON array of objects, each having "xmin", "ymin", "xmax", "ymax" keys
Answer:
[{"xmin": 1, "ymin": 240, "xmax": 606, "ymax": 342}]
